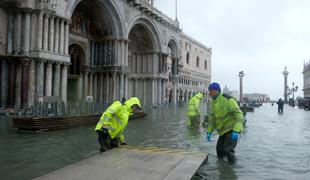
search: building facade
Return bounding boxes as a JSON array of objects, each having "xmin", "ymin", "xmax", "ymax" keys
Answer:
[
  {"xmin": 303, "ymin": 61, "xmax": 310, "ymax": 97},
  {"xmin": 0, "ymin": 0, "xmax": 211, "ymax": 108}
]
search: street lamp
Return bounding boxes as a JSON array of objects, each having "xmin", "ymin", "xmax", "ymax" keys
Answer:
[
  {"xmin": 287, "ymin": 82, "xmax": 298, "ymax": 106},
  {"xmin": 238, "ymin": 71, "xmax": 244, "ymax": 103}
]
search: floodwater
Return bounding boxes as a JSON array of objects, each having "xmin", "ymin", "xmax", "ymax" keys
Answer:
[{"xmin": 0, "ymin": 104, "xmax": 310, "ymax": 180}]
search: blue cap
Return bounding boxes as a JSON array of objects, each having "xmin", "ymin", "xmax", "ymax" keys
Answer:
[{"xmin": 208, "ymin": 82, "xmax": 221, "ymax": 91}]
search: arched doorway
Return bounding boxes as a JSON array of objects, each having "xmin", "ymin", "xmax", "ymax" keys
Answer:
[
  {"xmin": 128, "ymin": 22, "xmax": 162, "ymax": 105},
  {"xmin": 69, "ymin": 0, "xmax": 125, "ymax": 104},
  {"xmin": 67, "ymin": 44, "xmax": 84, "ymax": 102}
]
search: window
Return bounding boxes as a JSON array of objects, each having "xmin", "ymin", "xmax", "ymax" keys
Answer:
[
  {"xmin": 196, "ymin": 56, "xmax": 200, "ymax": 67},
  {"xmin": 186, "ymin": 52, "xmax": 190, "ymax": 64},
  {"xmin": 204, "ymin": 60, "xmax": 207, "ymax": 70}
]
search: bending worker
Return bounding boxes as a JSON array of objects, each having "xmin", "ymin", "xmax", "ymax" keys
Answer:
[
  {"xmin": 187, "ymin": 92, "xmax": 203, "ymax": 127},
  {"xmin": 95, "ymin": 97, "xmax": 141, "ymax": 152},
  {"xmin": 206, "ymin": 82, "xmax": 244, "ymax": 163}
]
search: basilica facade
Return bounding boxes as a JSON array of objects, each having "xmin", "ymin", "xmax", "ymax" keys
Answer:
[{"xmin": 0, "ymin": 0, "xmax": 211, "ymax": 108}]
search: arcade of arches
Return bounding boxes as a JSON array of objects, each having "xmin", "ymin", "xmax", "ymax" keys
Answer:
[{"xmin": 0, "ymin": 0, "xmax": 211, "ymax": 108}]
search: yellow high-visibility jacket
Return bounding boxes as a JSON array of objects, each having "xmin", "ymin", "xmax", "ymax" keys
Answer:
[
  {"xmin": 207, "ymin": 93, "xmax": 244, "ymax": 136},
  {"xmin": 187, "ymin": 93, "xmax": 203, "ymax": 117},
  {"xmin": 95, "ymin": 97, "xmax": 141, "ymax": 142}
]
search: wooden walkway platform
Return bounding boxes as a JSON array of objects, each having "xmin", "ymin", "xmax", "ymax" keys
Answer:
[
  {"xmin": 12, "ymin": 112, "xmax": 147, "ymax": 132},
  {"xmin": 34, "ymin": 146, "xmax": 208, "ymax": 180}
]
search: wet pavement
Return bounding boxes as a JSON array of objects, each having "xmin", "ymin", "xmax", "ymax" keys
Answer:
[{"xmin": 0, "ymin": 103, "xmax": 310, "ymax": 180}]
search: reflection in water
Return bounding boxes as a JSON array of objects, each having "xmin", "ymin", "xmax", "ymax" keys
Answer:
[{"xmin": 1, "ymin": 104, "xmax": 310, "ymax": 180}]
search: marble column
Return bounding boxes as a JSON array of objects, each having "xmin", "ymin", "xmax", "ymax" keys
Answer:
[
  {"xmin": 93, "ymin": 73, "xmax": 97, "ymax": 102},
  {"xmin": 53, "ymin": 63, "xmax": 60, "ymax": 96},
  {"xmin": 84, "ymin": 72, "xmax": 89, "ymax": 98},
  {"xmin": 48, "ymin": 16, "xmax": 54, "ymax": 51},
  {"xmin": 45, "ymin": 61, "xmax": 52, "ymax": 96},
  {"xmin": 43, "ymin": 13, "xmax": 49, "ymax": 51},
  {"xmin": 89, "ymin": 73, "xmax": 93, "ymax": 96},
  {"xmin": 59, "ymin": 19, "xmax": 64, "ymax": 53},
  {"xmin": 54, "ymin": 18, "xmax": 59, "ymax": 52},
  {"xmin": 172, "ymin": 82, "xmax": 177, "ymax": 104},
  {"xmin": 112, "ymin": 72, "xmax": 117, "ymax": 101},
  {"xmin": 124, "ymin": 74, "xmax": 128, "ymax": 99},
  {"xmin": 7, "ymin": 13, "xmax": 14, "ymax": 54},
  {"xmin": 77, "ymin": 75, "xmax": 83, "ymax": 101},
  {"xmin": 125, "ymin": 40, "xmax": 128, "ymax": 67},
  {"xmin": 27, "ymin": 59, "xmax": 36, "ymax": 107},
  {"xmin": 100, "ymin": 73, "xmax": 104, "ymax": 101},
  {"xmin": 36, "ymin": 60, "xmax": 44, "ymax": 97},
  {"xmin": 105, "ymin": 73, "xmax": 110, "ymax": 103},
  {"xmin": 36, "ymin": 12, "xmax": 43, "ymax": 50},
  {"xmin": 91, "ymin": 41, "xmax": 95, "ymax": 66},
  {"xmin": 143, "ymin": 79, "xmax": 147, "ymax": 104},
  {"xmin": 157, "ymin": 78, "xmax": 162, "ymax": 105},
  {"xmin": 61, "ymin": 65, "xmax": 68, "ymax": 104},
  {"xmin": 114, "ymin": 40, "xmax": 118, "ymax": 66},
  {"xmin": 14, "ymin": 13, "xmax": 22, "ymax": 54},
  {"xmin": 15, "ymin": 63, "xmax": 22, "ymax": 108},
  {"xmin": 64, "ymin": 21, "xmax": 69, "ymax": 54},
  {"xmin": 21, "ymin": 60, "xmax": 29, "ymax": 107},
  {"xmin": 162, "ymin": 79, "xmax": 166, "ymax": 104},
  {"xmin": 134, "ymin": 78, "xmax": 139, "ymax": 97},
  {"xmin": 120, "ymin": 40, "xmax": 124, "ymax": 66},
  {"xmin": 23, "ymin": 13, "xmax": 31, "ymax": 54},
  {"xmin": 132, "ymin": 53, "xmax": 136, "ymax": 73},
  {"xmin": 30, "ymin": 13, "xmax": 37, "ymax": 51},
  {"xmin": 8, "ymin": 61, "xmax": 15, "ymax": 105},
  {"xmin": 119, "ymin": 73, "xmax": 124, "ymax": 99}
]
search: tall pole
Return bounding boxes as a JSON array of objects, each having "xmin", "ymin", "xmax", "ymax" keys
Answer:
[
  {"xmin": 292, "ymin": 82, "xmax": 295, "ymax": 102},
  {"xmin": 282, "ymin": 67, "xmax": 289, "ymax": 103},
  {"xmin": 238, "ymin": 71, "xmax": 244, "ymax": 103},
  {"xmin": 175, "ymin": 0, "xmax": 178, "ymax": 22}
]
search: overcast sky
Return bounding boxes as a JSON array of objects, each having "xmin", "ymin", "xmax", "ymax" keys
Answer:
[{"xmin": 154, "ymin": 0, "xmax": 310, "ymax": 100}]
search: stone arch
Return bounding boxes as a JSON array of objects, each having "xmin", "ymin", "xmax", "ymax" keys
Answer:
[
  {"xmin": 127, "ymin": 17, "xmax": 165, "ymax": 105},
  {"xmin": 127, "ymin": 17, "xmax": 162, "ymax": 52},
  {"xmin": 67, "ymin": 44, "xmax": 85, "ymax": 103},
  {"xmin": 66, "ymin": 0, "xmax": 125, "ymax": 37},
  {"xmin": 168, "ymin": 37, "xmax": 179, "ymax": 58},
  {"xmin": 68, "ymin": 44, "xmax": 84, "ymax": 76}
]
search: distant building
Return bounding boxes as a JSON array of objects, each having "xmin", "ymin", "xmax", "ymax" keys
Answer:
[
  {"xmin": 303, "ymin": 60, "xmax": 310, "ymax": 97},
  {"xmin": 222, "ymin": 85, "xmax": 239, "ymax": 100},
  {"xmin": 243, "ymin": 93, "xmax": 269, "ymax": 102}
]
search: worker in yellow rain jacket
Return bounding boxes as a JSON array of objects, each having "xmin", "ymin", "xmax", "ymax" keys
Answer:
[
  {"xmin": 186, "ymin": 92, "xmax": 203, "ymax": 127},
  {"xmin": 95, "ymin": 97, "xmax": 141, "ymax": 152},
  {"xmin": 206, "ymin": 82, "xmax": 244, "ymax": 163}
]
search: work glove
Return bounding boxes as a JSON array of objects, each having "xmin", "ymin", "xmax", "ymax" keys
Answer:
[
  {"xmin": 231, "ymin": 131, "xmax": 239, "ymax": 141},
  {"xmin": 206, "ymin": 132, "xmax": 212, "ymax": 142}
]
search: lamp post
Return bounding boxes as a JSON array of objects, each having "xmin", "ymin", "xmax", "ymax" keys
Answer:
[
  {"xmin": 238, "ymin": 71, "xmax": 244, "ymax": 103},
  {"xmin": 287, "ymin": 82, "xmax": 298, "ymax": 106}
]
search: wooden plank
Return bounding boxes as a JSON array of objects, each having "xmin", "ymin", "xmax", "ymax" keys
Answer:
[{"xmin": 33, "ymin": 146, "xmax": 207, "ymax": 180}]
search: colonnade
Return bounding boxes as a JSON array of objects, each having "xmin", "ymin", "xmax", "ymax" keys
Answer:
[
  {"xmin": 89, "ymin": 39, "xmax": 129, "ymax": 67},
  {"xmin": 3, "ymin": 9, "xmax": 70, "ymax": 108},
  {"xmin": 128, "ymin": 52, "xmax": 167, "ymax": 74},
  {"xmin": 127, "ymin": 52, "xmax": 169, "ymax": 104},
  {"xmin": 79, "ymin": 71, "xmax": 128, "ymax": 104},
  {"xmin": 3, "ymin": 59, "xmax": 68, "ymax": 108},
  {"xmin": 6, "ymin": 10, "xmax": 69, "ymax": 55}
]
